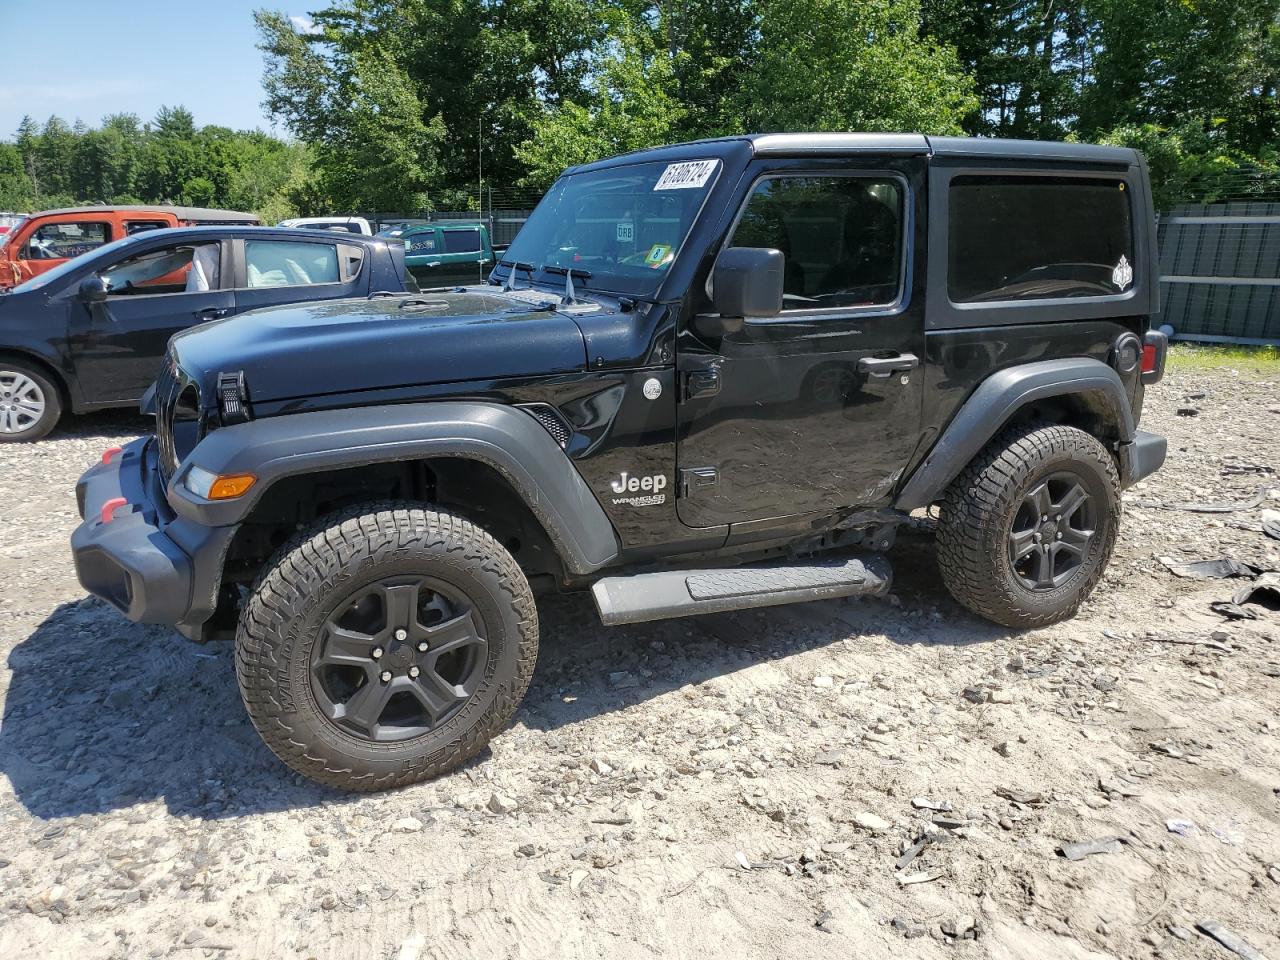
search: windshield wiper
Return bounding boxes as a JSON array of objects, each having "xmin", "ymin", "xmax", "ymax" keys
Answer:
[
  {"xmin": 541, "ymin": 265, "xmax": 592, "ymax": 305},
  {"xmin": 498, "ymin": 260, "xmax": 535, "ymax": 292}
]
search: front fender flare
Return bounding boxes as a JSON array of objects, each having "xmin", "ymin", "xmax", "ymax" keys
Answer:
[
  {"xmin": 168, "ymin": 402, "xmax": 620, "ymax": 575},
  {"xmin": 895, "ymin": 358, "xmax": 1135, "ymax": 511}
]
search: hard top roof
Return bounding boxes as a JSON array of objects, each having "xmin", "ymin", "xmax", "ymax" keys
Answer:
[
  {"xmin": 29, "ymin": 204, "xmax": 260, "ymax": 222},
  {"xmin": 570, "ymin": 133, "xmax": 1138, "ymax": 173},
  {"xmin": 402, "ymin": 221, "xmax": 485, "ymax": 231},
  {"xmin": 111, "ymin": 225, "xmax": 387, "ymax": 244}
]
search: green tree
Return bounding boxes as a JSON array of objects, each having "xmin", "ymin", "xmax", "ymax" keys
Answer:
[
  {"xmin": 739, "ymin": 0, "xmax": 977, "ymax": 134},
  {"xmin": 1, "ymin": 107, "xmax": 308, "ymax": 216},
  {"xmin": 1098, "ymin": 121, "xmax": 1279, "ymax": 210},
  {"xmin": 1080, "ymin": 0, "xmax": 1280, "ymax": 154},
  {"xmin": 256, "ymin": 0, "xmax": 603, "ymax": 204},
  {"xmin": 257, "ymin": 8, "xmax": 446, "ymax": 211},
  {"xmin": 14, "ymin": 115, "xmax": 41, "ymax": 194},
  {"xmin": 153, "ymin": 105, "xmax": 197, "ymax": 140},
  {"xmin": 0, "ymin": 143, "xmax": 38, "ymax": 209},
  {"xmin": 515, "ymin": 23, "xmax": 686, "ymax": 187},
  {"xmin": 36, "ymin": 116, "xmax": 76, "ymax": 196}
]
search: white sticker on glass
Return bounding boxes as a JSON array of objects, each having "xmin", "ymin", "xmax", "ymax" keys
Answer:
[
  {"xmin": 654, "ymin": 159, "xmax": 719, "ymax": 191},
  {"xmin": 1112, "ymin": 255, "xmax": 1133, "ymax": 291},
  {"xmin": 617, "ymin": 221, "xmax": 634, "ymax": 242}
]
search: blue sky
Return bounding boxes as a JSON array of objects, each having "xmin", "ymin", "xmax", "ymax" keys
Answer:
[{"xmin": 0, "ymin": 0, "xmax": 310, "ymax": 137}]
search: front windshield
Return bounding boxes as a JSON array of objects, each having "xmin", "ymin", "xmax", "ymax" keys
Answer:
[
  {"xmin": 10, "ymin": 234, "xmax": 136, "ymax": 293},
  {"xmin": 497, "ymin": 158, "xmax": 721, "ymax": 296}
]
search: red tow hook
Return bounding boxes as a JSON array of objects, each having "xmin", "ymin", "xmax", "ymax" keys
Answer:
[
  {"xmin": 101, "ymin": 445, "xmax": 123, "ymax": 465},
  {"xmin": 100, "ymin": 497, "xmax": 128, "ymax": 524}
]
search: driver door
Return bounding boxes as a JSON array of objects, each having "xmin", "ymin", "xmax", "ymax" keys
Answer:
[
  {"xmin": 676, "ymin": 165, "xmax": 927, "ymax": 529},
  {"xmin": 71, "ymin": 239, "xmax": 233, "ymax": 404}
]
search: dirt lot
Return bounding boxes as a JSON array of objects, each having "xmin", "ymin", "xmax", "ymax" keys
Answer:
[{"xmin": 1, "ymin": 366, "xmax": 1278, "ymax": 960}]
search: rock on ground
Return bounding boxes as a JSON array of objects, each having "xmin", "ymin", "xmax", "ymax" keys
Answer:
[{"xmin": 0, "ymin": 378, "xmax": 1279, "ymax": 959}]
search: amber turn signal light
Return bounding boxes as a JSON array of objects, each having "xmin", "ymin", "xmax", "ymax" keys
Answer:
[
  {"xmin": 184, "ymin": 465, "xmax": 257, "ymax": 500},
  {"xmin": 208, "ymin": 474, "xmax": 256, "ymax": 500}
]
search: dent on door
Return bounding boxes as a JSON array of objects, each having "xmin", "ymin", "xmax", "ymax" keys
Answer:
[{"xmin": 677, "ymin": 322, "xmax": 923, "ymax": 529}]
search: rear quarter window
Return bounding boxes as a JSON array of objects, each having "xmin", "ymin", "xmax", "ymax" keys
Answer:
[{"xmin": 948, "ymin": 176, "xmax": 1134, "ymax": 303}]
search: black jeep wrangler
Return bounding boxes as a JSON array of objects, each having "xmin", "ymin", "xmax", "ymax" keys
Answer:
[{"xmin": 72, "ymin": 134, "xmax": 1168, "ymax": 791}]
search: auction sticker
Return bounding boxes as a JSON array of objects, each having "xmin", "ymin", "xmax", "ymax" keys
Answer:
[{"xmin": 654, "ymin": 159, "xmax": 719, "ymax": 190}]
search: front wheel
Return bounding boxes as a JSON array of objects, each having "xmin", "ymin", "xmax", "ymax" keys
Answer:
[
  {"xmin": 0, "ymin": 362, "xmax": 61, "ymax": 442},
  {"xmin": 936, "ymin": 423, "xmax": 1120, "ymax": 628},
  {"xmin": 235, "ymin": 503, "xmax": 538, "ymax": 791}
]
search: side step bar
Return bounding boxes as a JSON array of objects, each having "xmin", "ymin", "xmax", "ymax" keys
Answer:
[{"xmin": 591, "ymin": 553, "xmax": 892, "ymax": 626}]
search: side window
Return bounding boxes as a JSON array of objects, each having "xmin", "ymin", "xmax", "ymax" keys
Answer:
[
  {"xmin": 22, "ymin": 221, "xmax": 110, "ymax": 260},
  {"xmin": 730, "ymin": 177, "xmax": 903, "ymax": 309},
  {"xmin": 125, "ymin": 220, "xmax": 168, "ymax": 236},
  {"xmin": 948, "ymin": 176, "xmax": 1134, "ymax": 303},
  {"xmin": 405, "ymin": 231, "xmax": 437, "ymax": 255},
  {"xmin": 337, "ymin": 243, "xmax": 366, "ymax": 281},
  {"xmin": 245, "ymin": 240, "xmax": 340, "ymax": 288},
  {"xmin": 441, "ymin": 229, "xmax": 482, "ymax": 254},
  {"xmin": 101, "ymin": 243, "xmax": 221, "ymax": 296}
]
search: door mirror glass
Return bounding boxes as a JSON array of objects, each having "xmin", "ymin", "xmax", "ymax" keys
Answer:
[
  {"xmin": 712, "ymin": 247, "xmax": 784, "ymax": 319},
  {"xmin": 78, "ymin": 273, "xmax": 109, "ymax": 302}
]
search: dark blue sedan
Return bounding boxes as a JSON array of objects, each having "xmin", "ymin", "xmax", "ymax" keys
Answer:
[{"xmin": 0, "ymin": 226, "xmax": 415, "ymax": 440}]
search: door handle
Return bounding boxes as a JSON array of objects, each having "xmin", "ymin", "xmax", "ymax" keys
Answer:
[
  {"xmin": 857, "ymin": 353, "xmax": 919, "ymax": 378},
  {"xmin": 194, "ymin": 307, "xmax": 229, "ymax": 320},
  {"xmin": 684, "ymin": 367, "xmax": 722, "ymax": 399}
]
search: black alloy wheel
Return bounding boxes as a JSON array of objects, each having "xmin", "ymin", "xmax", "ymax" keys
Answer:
[
  {"xmin": 936, "ymin": 423, "xmax": 1121, "ymax": 628},
  {"xmin": 236, "ymin": 503, "xmax": 538, "ymax": 791},
  {"xmin": 1006, "ymin": 472, "xmax": 1097, "ymax": 591},
  {"xmin": 311, "ymin": 577, "xmax": 488, "ymax": 742}
]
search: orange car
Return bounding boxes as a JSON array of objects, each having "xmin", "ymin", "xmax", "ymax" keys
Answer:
[{"xmin": 0, "ymin": 205, "xmax": 260, "ymax": 289}]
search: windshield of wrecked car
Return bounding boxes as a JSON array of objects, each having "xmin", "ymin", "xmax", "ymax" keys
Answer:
[
  {"xmin": 496, "ymin": 158, "xmax": 721, "ymax": 295},
  {"xmin": 9, "ymin": 234, "xmax": 137, "ymax": 293}
]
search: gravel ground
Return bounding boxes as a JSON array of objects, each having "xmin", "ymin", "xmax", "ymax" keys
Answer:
[{"xmin": 0, "ymin": 374, "xmax": 1278, "ymax": 960}]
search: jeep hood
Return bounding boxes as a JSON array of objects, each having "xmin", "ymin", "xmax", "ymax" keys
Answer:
[{"xmin": 170, "ymin": 290, "xmax": 588, "ymax": 403}]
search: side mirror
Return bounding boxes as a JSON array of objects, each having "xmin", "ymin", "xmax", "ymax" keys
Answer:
[
  {"xmin": 712, "ymin": 247, "xmax": 784, "ymax": 320},
  {"xmin": 78, "ymin": 274, "xmax": 109, "ymax": 302}
]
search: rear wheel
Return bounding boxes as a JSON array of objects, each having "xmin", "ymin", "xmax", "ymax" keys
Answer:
[
  {"xmin": 0, "ymin": 362, "xmax": 61, "ymax": 442},
  {"xmin": 235, "ymin": 502, "xmax": 538, "ymax": 791},
  {"xmin": 936, "ymin": 423, "xmax": 1120, "ymax": 628}
]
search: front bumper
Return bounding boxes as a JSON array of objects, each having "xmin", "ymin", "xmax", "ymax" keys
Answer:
[
  {"xmin": 71, "ymin": 438, "xmax": 235, "ymax": 640},
  {"xmin": 1118, "ymin": 429, "xmax": 1166, "ymax": 488}
]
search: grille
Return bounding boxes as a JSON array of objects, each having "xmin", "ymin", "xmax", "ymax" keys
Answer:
[{"xmin": 518, "ymin": 403, "xmax": 571, "ymax": 448}]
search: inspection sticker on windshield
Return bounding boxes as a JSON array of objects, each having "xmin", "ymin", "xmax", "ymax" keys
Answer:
[
  {"xmin": 654, "ymin": 159, "xmax": 718, "ymax": 190},
  {"xmin": 645, "ymin": 244, "xmax": 672, "ymax": 266}
]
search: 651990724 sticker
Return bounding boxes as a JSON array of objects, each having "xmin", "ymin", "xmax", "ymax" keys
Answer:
[{"xmin": 654, "ymin": 160, "xmax": 719, "ymax": 191}]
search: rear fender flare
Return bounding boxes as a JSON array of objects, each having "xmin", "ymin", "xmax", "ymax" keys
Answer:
[
  {"xmin": 895, "ymin": 358, "xmax": 1134, "ymax": 511},
  {"xmin": 168, "ymin": 401, "xmax": 620, "ymax": 575}
]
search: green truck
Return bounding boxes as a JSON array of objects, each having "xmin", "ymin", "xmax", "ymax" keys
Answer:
[{"xmin": 401, "ymin": 222, "xmax": 495, "ymax": 287}]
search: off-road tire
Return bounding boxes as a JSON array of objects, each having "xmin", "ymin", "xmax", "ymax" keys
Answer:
[
  {"xmin": 936, "ymin": 423, "xmax": 1120, "ymax": 628},
  {"xmin": 0, "ymin": 361, "xmax": 61, "ymax": 442},
  {"xmin": 235, "ymin": 502, "xmax": 538, "ymax": 791}
]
